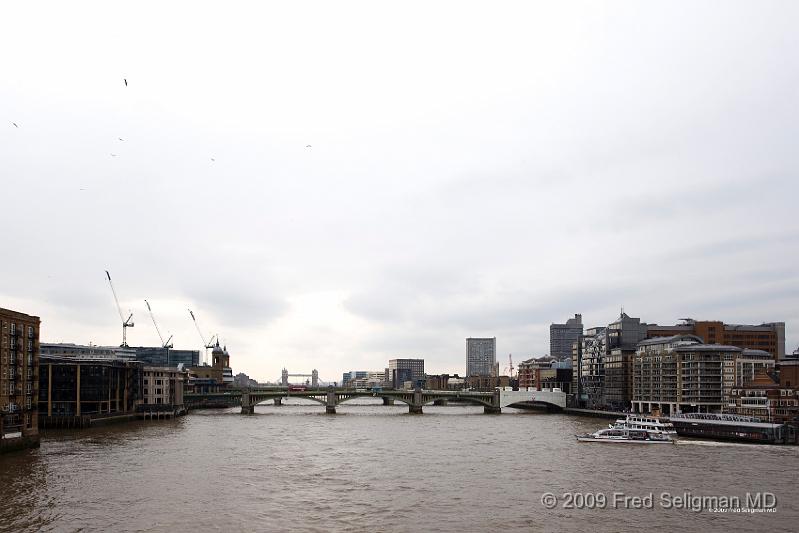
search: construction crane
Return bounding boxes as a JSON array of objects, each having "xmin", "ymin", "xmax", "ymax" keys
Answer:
[
  {"xmin": 504, "ymin": 354, "xmax": 515, "ymax": 378},
  {"xmin": 188, "ymin": 308, "xmax": 217, "ymax": 365},
  {"xmin": 145, "ymin": 300, "xmax": 173, "ymax": 348},
  {"xmin": 105, "ymin": 270, "xmax": 134, "ymax": 347}
]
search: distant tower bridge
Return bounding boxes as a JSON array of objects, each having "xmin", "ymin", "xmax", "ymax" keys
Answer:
[{"xmin": 281, "ymin": 368, "xmax": 319, "ymax": 388}]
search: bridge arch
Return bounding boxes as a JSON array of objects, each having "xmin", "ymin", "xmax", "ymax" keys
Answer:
[
  {"xmin": 249, "ymin": 393, "xmax": 327, "ymax": 406},
  {"xmin": 420, "ymin": 395, "xmax": 494, "ymax": 408},
  {"xmin": 335, "ymin": 393, "xmax": 414, "ymax": 407}
]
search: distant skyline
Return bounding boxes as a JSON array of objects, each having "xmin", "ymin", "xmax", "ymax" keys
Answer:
[{"xmin": 2, "ymin": 1, "xmax": 798, "ymax": 382}]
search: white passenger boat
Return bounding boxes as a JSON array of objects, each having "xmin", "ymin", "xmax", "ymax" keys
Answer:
[
  {"xmin": 610, "ymin": 414, "xmax": 677, "ymax": 435},
  {"xmin": 576, "ymin": 427, "xmax": 674, "ymax": 444}
]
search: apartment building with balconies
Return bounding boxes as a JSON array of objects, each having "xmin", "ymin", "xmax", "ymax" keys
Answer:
[{"xmin": 0, "ymin": 308, "xmax": 40, "ymax": 452}]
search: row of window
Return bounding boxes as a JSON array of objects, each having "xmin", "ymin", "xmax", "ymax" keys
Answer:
[
  {"xmin": 141, "ymin": 397, "xmax": 164, "ymax": 404},
  {"xmin": 1, "ymin": 397, "xmax": 34, "ymax": 411},
  {"xmin": 1, "ymin": 382, "xmax": 37, "ymax": 394},
  {"xmin": 0, "ymin": 353, "xmax": 36, "ymax": 364},
  {"xmin": 1, "ymin": 324, "xmax": 36, "ymax": 337}
]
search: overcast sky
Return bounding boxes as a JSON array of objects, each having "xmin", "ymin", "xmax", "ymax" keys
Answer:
[{"xmin": 2, "ymin": 1, "xmax": 797, "ymax": 382}]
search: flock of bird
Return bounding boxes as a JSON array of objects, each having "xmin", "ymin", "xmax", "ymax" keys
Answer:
[{"xmin": 9, "ymin": 78, "xmax": 314, "ymax": 175}]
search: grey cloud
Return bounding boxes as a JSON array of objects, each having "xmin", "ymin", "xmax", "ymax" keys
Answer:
[{"xmin": 2, "ymin": 2, "xmax": 798, "ymax": 377}]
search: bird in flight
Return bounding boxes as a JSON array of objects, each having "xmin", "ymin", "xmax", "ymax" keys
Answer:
[
  {"xmin": 210, "ymin": 158, "xmax": 215, "ymax": 162},
  {"xmin": 124, "ymin": 79, "xmax": 128, "ymax": 87},
  {"xmin": 306, "ymin": 144, "xmax": 312, "ymax": 148},
  {"xmin": 12, "ymin": 122, "xmax": 18, "ymax": 128},
  {"xmin": 118, "ymin": 137, "xmax": 124, "ymax": 141},
  {"xmin": 110, "ymin": 153, "xmax": 118, "ymax": 157}
]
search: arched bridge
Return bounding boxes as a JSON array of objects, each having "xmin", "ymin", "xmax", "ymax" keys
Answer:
[{"xmin": 238, "ymin": 387, "xmax": 565, "ymax": 415}]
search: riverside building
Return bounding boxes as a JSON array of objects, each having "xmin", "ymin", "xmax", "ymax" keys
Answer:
[
  {"xmin": 141, "ymin": 367, "xmax": 186, "ymax": 415},
  {"xmin": 387, "ymin": 359, "xmax": 425, "ymax": 389},
  {"xmin": 466, "ymin": 337, "xmax": 496, "ymax": 376},
  {"xmin": 41, "ymin": 343, "xmax": 136, "ymax": 360},
  {"xmin": 41, "ymin": 343, "xmax": 199, "ymax": 367},
  {"xmin": 129, "ymin": 346, "xmax": 199, "ymax": 367},
  {"xmin": 0, "ymin": 308, "xmax": 40, "ymax": 452},
  {"xmin": 550, "ymin": 314, "xmax": 583, "ymax": 361},
  {"xmin": 347, "ymin": 371, "xmax": 386, "ymax": 389},
  {"xmin": 632, "ymin": 335, "xmax": 774, "ymax": 415},
  {"xmin": 646, "ymin": 319, "xmax": 786, "ymax": 360},
  {"xmin": 38, "ymin": 354, "xmax": 143, "ymax": 427},
  {"xmin": 517, "ymin": 357, "xmax": 571, "ymax": 392},
  {"xmin": 188, "ymin": 341, "xmax": 234, "ymax": 392},
  {"xmin": 577, "ymin": 312, "xmax": 649, "ymax": 409}
]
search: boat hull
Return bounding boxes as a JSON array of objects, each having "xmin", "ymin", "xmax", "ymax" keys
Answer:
[{"xmin": 576, "ymin": 436, "xmax": 674, "ymax": 444}]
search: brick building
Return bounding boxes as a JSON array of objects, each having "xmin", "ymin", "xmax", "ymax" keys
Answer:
[
  {"xmin": 728, "ymin": 365, "xmax": 799, "ymax": 424},
  {"xmin": 0, "ymin": 308, "xmax": 40, "ymax": 452},
  {"xmin": 647, "ymin": 319, "xmax": 785, "ymax": 360},
  {"xmin": 464, "ymin": 375, "xmax": 510, "ymax": 390}
]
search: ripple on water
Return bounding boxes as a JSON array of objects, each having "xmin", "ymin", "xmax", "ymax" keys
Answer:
[{"xmin": 1, "ymin": 407, "xmax": 797, "ymax": 532}]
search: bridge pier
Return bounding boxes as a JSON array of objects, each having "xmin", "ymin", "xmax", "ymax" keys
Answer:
[
  {"xmin": 433, "ymin": 399, "xmax": 448, "ymax": 406},
  {"xmin": 484, "ymin": 389, "xmax": 501, "ymax": 414},
  {"xmin": 326, "ymin": 388, "xmax": 336, "ymax": 414},
  {"xmin": 241, "ymin": 393, "xmax": 254, "ymax": 415},
  {"xmin": 409, "ymin": 387, "xmax": 423, "ymax": 414},
  {"xmin": 382, "ymin": 397, "xmax": 394, "ymax": 406},
  {"xmin": 273, "ymin": 398, "xmax": 283, "ymax": 406}
]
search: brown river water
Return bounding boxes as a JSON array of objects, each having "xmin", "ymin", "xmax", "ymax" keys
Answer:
[{"xmin": 1, "ymin": 399, "xmax": 796, "ymax": 532}]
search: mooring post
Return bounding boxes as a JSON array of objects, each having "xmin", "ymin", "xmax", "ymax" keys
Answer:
[
  {"xmin": 409, "ymin": 387, "xmax": 423, "ymax": 414},
  {"xmin": 273, "ymin": 398, "xmax": 282, "ymax": 406},
  {"xmin": 326, "ymin": 386, "xmax": 336, "ymax": 414},
  {"xmin": 382, "ymin": 397, "xmax": 394, "ymax": 406}
]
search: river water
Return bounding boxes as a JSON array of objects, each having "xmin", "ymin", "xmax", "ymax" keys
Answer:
[{"xmin": 1, "ymin": 399, "xmax": 796, "ymax": 532}]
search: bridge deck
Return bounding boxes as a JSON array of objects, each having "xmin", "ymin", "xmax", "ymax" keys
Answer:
[{"xmin": 186, "ymin": 387, "xmax": 566, "ymax": 414}]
